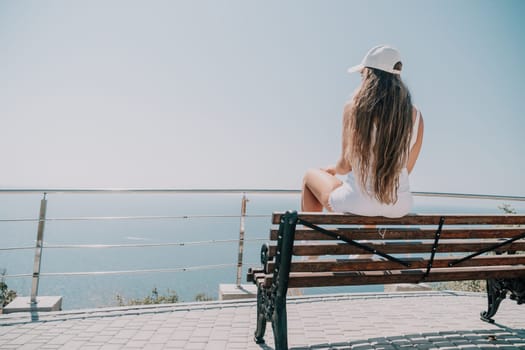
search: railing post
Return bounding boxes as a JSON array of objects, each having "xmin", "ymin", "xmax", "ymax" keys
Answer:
[
  {"xmin": 236, "ymin": 193, "xmax": 248, "ymax": 287},
  {"xmin": 30, "ymin": 193, "xmax": 47, "ymax": 304}
]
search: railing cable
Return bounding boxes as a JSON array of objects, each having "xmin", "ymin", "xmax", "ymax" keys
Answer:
[
  {"xmin": 0, "ymin": 237, "xmax": 268, "ymax": 251},
  {"xmin": 3, "ymin": 262, "xmax": 260, "ymax": 279},
  {"xmin": 0, "ymin": 213, "xmax": 271, "ymax": 223}
]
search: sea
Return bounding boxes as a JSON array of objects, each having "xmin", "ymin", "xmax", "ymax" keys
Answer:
[{"xmin": 1, "ymin": 191, "xmax": 524, "ymax": 310}]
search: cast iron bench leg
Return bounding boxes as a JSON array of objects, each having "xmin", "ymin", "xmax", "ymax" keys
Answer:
[
  {"xmin": 272, "ymin": 303, "xmax": 288, "ymax": 350},
  {"xmin": 481, "ymin": 277, "xmax": 525, "ymax": 323},
  {"xmin": 254, "ymin": 286, "xmax": 267, "ymax": 344},
  {"xmin": 508, "ymin": 277, "xmax": 525, "ymax": 304},
  {"xmin": 481, "ymin": 279, "xmax": 506, "ymax": 323}
]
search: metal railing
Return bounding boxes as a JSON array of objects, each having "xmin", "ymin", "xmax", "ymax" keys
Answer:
[{"xmin": 1, "ymin": 188, "xmax": 524, "ymax": 308}]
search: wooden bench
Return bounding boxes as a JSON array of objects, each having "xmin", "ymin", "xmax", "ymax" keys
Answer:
[{"xmin": 247, "ymin": 211, "xmax": 525, "ymax": 350}]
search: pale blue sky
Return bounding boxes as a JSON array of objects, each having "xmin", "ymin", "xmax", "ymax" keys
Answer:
[{"xmin": 1, "ymin": 0, "xmax": 524, "ymax": 196}]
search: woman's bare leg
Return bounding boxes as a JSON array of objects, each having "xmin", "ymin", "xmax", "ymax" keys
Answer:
[
  {"xmin": 302, "ymin": 183, "xmax": 323, "ymax": 212},
  {"xmin": 301, "ymin": 169, "xmax": 343, "ymax": 212}
]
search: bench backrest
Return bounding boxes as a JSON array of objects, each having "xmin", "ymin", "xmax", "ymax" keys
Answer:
[{"xmin": 260, "ymin": 212, "xmax": 525, "ymax": 288}]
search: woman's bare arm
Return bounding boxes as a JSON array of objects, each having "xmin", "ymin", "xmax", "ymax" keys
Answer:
[
  {"xmin": 407, "ymin": 112, "xmax": 424, "ymax": 174},
  {"xmin": 334, "ymin": 103, "xmax": 352, "ymax": 174}
]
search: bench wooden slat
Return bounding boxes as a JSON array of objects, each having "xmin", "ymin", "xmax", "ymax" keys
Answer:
[
  {"xmin": 266, "ymin": 255, "xmax": 525, "ymax": 273},
  {"xmin": 261, "ymin": 265, "xmax": 525, "ymax": 288},
  {"xmin": 268, "ymin": 240, "xmax": 525, "ymax": 257},
  {"xmin": 272, "ymin": 212, "xmax": 525, "ymax": 225},
  {"xmin": 271, "ymin": 227, "xmax": 525, "ymax": 241}
]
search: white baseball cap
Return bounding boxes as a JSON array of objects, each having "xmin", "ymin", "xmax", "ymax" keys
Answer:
[{"xmin": 348, "ymin": 45, "xmax": 402, "ymax": 75}]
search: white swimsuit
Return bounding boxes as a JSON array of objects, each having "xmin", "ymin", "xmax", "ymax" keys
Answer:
[{"xmin": 329, "ymin": 109, "xmax": 421, "ymax": 218}]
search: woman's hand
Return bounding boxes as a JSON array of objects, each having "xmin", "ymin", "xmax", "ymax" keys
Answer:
[{"xmin": 322, "ymin": 166, "xmax": 337, "ymax": 176}]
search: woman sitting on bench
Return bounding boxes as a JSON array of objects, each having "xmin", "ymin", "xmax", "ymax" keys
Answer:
[{"xmin": 302, "ymin": 45, "xmax": 424, "ymax": 218}]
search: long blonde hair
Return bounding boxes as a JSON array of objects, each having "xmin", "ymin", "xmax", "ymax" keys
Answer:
[{"xmin": 344, "ymin": 65, "xmax": 413, "ymax": 204}]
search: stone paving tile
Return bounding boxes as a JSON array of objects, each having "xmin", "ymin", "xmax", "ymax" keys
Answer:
[{"xmin": 1, "ymin": 291, "xmax": 524, "ymax": 349}]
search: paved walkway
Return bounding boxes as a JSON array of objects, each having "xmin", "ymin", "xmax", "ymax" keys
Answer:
[{"xmin": 1, "ymin": 291, "xmax": 524, "ymax": 349}]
